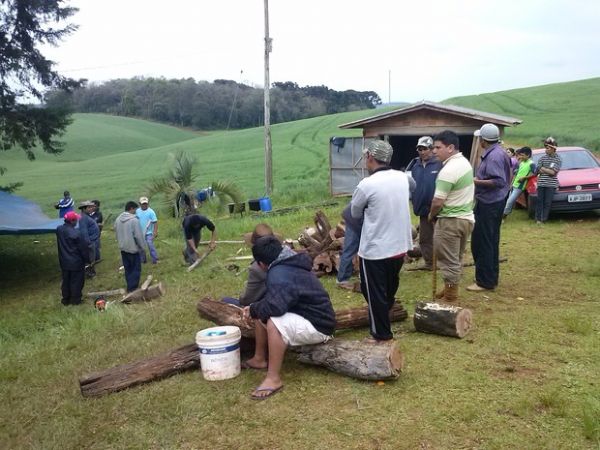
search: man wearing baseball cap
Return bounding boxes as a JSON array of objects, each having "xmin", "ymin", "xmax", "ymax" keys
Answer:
[
  {"xmin": 350, "ymin": 140, "xmax": 413, "ymax": 341},
  {"xmin": 56, "ymin": 211, "xmax": 89, "ymax": 305},
  {"xmin": 468, "ymin": 123, "xmax": 512, "ymax": 292},
  {"xmin": 78, "ymin": 200, "xmax": 100, "ymax": 277},
  {"xmin": 534, "ymin": 137, "xmax": 562, "ymax": 223},
  {"xmin": 136, "ymin": 196, "xmax": 159, "ymax": 264},
  {"xmin": 405, "ymin": 136, "xmax": 442, "ymax": 270}
]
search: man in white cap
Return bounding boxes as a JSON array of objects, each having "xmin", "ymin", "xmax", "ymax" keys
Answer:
[
  {"xmin": 405, "ymin": 136, "xmax": 442, "ymax": 270},
  {"xmin": 136, "ymin": 196, "xmax": 159, "ymax": 264},
  {"xmin": 350, "ymin": 140, "xmax": 413, "ymax": 341},
  {"xmin": 468, "ymin": 123, "xmax": 512, "ymax": 292}
]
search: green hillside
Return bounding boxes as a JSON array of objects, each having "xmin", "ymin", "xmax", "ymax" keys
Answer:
[
  {"xmin": 0, "ymin": 109, "xmax": 375, "ymax": 213},
  {"xmin": 2, "ymin": 77, "xmax": 599, "ymax": 214},
  {"xmin": 444, "ymin": 77, "xmax": 600, "ymax": 151}
]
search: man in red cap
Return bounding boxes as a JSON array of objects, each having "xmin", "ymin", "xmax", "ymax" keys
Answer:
[{"xmin": 56, "ymin": 211, "xmax": 90, "ymax": 305}]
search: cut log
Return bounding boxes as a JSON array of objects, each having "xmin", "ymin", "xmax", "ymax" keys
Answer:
[
  {"xmin": 121, "ymin": 282, "xmax": 165, "ymax": 303},
  {"xmin": 312, "ymin": 252, "xmax": 333, "ymax": 273},
  {"xmin": 413, "ymin": 302, "xmax": 473, "ymax": 338},
  {"xmin": 294, "ymin": 339, "xmax": 403, "ymax": 380},
  {"xmin": 86, "ymin": 288, "xmax": 125, "ymax": 298},
  {"xmin": 79, "ymin": 343, "xmax": 199, "ymax": 397},
  {"xmin": 196, "ymin": 297, "xmax": 408, "ymax": 338},
  {"xmin": 140, "ymin": 275, "xmax": 153, "ymax": 291},
  {"xmin": 187, "ymin": 247, "xmax": 214, "ymax": 272}
]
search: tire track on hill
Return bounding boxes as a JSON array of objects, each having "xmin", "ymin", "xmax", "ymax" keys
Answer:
[{"xmin": 496, "ymin": 93, "xmax": 558, "ymax": 114}]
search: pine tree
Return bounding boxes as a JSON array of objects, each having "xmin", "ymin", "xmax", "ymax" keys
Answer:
[{"xmin": 0, "ymin": 0, "xmax": 83, "ymax": 191}]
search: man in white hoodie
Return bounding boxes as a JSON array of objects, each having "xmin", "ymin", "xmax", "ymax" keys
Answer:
[
  {"xmin": 115, "ymin": 201, "xmax": 146, "ymax": 292},
  {"xmin": 351, "ymin": 140, "xmax": 413, "ymax": 341}
]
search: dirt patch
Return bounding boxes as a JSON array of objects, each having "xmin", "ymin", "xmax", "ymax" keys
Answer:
[{"xmin": 491, "ymin": 358, "xmax": 545, "ymax": 381}]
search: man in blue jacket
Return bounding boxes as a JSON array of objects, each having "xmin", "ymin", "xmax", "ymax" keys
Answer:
[
  {"xmin": 243, "ymin": 235, "xmax": 335, "ymax": 400},
  {"xmin": 56, "ymin": 211, "xmax": 90, "ymax": 305},
  {"xmin": 406, "ymin": 136, "xmax": 442, "ymax": 270}
]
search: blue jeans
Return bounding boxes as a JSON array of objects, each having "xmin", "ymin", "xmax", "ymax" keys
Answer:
[
  {"xmin": 144, "ymin": 234, "xmax": 159, "ymax": 263},
  {"xmin": 503, "ymin": 187, "xmax": 523, "ymax": 216},
  {"xmin": 121, "ymin": 251, "xmax": 142, "ymax": 292},
  {"xmin": 536, "ymin": 186, "xmax": 556, "ymax": 222},
  {"xmin": 336, "ymin": 225, "xmax": 360, "ymax": 283}
]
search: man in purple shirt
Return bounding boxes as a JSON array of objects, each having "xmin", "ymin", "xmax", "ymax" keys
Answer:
[{"xmin": 467, "ymin": 124, "xmax": 512, "ymax": 292}]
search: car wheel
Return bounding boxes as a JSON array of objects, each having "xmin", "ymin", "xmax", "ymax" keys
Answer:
[{"xmin": 527, "ymin": 195, "xmax": 536, "ymax": 219}]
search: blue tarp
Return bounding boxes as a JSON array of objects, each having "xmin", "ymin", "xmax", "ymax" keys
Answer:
[{"xmin": 0, "ymin": 191, "xmax": 63, "ymax": 235}]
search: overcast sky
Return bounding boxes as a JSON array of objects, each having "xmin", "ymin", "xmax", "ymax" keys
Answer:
[{"xmin": 43, "ymin": 0, "xmax": 600, "ymax": 102}]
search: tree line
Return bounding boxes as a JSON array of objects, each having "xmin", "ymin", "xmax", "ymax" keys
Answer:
[{"xmin": 46, "ymin": 78, "xmax": 381, "ymax": 129}]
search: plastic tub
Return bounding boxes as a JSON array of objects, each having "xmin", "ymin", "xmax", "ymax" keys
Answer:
[
  {"xmin": 259, "ymin": 197, "xmax": 272, "ymax": 212},
  {"xmin": 248, "ymin": 199, "xmax": 261, "ymax": 211},
  {"xmin": 195, "ymin": 326, "xmax": 241, "ymax": 381}
]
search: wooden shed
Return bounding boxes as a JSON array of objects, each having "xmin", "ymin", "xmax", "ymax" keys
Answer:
[{"xmin": 329, "ymin": 101, "xmax": 522, "ymax": 195}]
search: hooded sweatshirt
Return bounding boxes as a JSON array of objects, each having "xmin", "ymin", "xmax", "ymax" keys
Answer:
[
  {"xmin": 114, "ymin": 211, "xmax": 145, "ymax": 254},
  {"xmin": 249, "ymin": 250, "xmax": 336, "ymax": 336}
]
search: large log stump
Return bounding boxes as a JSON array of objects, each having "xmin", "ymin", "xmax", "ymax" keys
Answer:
[
  {"xmin": 413, "ymin": 302, "xmax": 473, "ymax": 338},
  {"xmin": 79, "ymin": 343, "xmax": 199, "ymax": 397},
  {"xmin": 294, "ymin": 339, "xmax": 403, "ymax": 380}
]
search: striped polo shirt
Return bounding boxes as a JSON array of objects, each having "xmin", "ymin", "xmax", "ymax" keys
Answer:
[
  {"xmin": 536, "ymin": 153, "xmax": 562, "ymax": 188},
  {"xmin": 434, "ymin": 152, "xmax": 475, "ymax": 223}
]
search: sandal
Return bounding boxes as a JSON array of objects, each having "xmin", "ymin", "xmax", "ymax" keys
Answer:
[{"xmin": 250, "ymin": 385, "xmax": 284, "ymax": 401}]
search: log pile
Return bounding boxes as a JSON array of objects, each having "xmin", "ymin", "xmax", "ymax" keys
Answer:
[
  {"xmin": 85, "ymin": 275, "xmax": 166, "ymax": 304},
  {"xmin": 297, "ymin": 210, "xmax": 357, "ymax": 277},
  {"xmin": 78, "ymin": 298, "xmax": 408, "ymax": 397}
]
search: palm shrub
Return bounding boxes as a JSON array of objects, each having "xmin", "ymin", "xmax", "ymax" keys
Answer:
[{"xmin": 146, "ymin": 151, "xmax": 244, "ymax": 217}]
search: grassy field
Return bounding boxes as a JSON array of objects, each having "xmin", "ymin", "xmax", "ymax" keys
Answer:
[
  {"xmin": 1, "ymin": 77, "xmax": 600, "ymax": 449},
  {"xmin": 1, "ymin": 206, "xmax": 599, "ymax": 449},
  {"xmin": 445, "ymin": 77, "xmax": 600, "ymax": 152}
]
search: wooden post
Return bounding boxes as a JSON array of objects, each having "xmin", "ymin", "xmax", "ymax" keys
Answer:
[{"xmin": 263, "ymin": 0, "xmax": 273, "ymax": 196}]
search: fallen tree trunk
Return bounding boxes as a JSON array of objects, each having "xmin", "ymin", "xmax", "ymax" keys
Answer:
[
  {"xmin": 294, "ymin": 339, "xmax": 403, "ymax": 380},
  {"xmin": 79, "ymin": 336, "xmax": 402, "ymax": 397},
  {"xmin": 121, "ymin": 282, "xmax": 165, "ymax": 303},
  {"xmin": 86, "ymin": 288, "xmax": 125, "ymax": 298},
  {"xmin": 79, "ymin": 343, "xmax": 199, "ymax": 397},
  {"xmin": 196, "ymin": 297, "xmax": 408, "ymax": 338},
  {"xmin": 413, "ymin": 302, "xmax": 473, "ymax": 338}
]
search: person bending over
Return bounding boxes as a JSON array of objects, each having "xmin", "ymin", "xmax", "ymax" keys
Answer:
[{"xmin": 242, "ymin": 235, "xmax": 335, "ymax": 400}]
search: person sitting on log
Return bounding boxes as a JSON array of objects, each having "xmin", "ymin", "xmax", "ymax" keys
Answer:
[
  {"xmin": 242, "ymin": 235, "xmax": 336, "ymax": 400},
  {"xmin": 222, "ymin": 223, "xmax": 279, "ymax": 307}
]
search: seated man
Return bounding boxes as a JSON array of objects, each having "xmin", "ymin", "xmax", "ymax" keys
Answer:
[
  {"xmin": 222, "ymin": 223, "xmax": 276, "ymax": 307},
  {"xmin": 242, "ymin": 235, "xmax": 336, "ymax": 400}
]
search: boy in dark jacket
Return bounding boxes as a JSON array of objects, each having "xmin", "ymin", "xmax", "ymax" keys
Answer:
[
  {"xmin": 56, "ymin": 211, "xmax": 90, "ymax": 305},
  {"xmin": 242, "ymin": 235, "xmax": 335, "ymax": 400}
]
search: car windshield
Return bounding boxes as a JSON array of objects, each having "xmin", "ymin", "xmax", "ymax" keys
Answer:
[{"xmin": 532, "ymin": 150, "xmax": 600, "ymax": 170}]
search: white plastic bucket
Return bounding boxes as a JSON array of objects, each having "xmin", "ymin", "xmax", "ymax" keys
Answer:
[{"xmin": 195, "ymin": 326, "xmax": 242, "ymax": 381}]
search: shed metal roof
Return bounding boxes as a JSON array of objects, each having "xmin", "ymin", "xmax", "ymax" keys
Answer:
[{"xmin": 339, "ymin": 100, "xmax": 522, "ymax": 129}]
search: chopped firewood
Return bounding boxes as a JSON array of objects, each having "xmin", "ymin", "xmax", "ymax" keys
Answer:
[{"xmin": 313, "ymin": 252, "xmax": 334, "ymax": 273}]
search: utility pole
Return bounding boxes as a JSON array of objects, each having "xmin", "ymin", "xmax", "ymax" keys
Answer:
[
  {"xmin": 263, "ymin": 0, "xmax": 273, "ymax": 196},
  {"xmin": 388, "ymin": 69, "xmax": 391, "ymax": 104}
]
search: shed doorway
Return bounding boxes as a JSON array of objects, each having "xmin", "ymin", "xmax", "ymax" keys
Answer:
[{"xmin": 387, "ymin": 134, "xmax": 475, "ymax": 171}]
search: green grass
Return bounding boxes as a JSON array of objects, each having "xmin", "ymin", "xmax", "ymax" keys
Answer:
[
  {"xmin": 1, "ymin": 78, "xmax": 600, "ymax": 448},
  {"xmin": 445, "ymin": 77, "xmax": 600, "ymax": 152},
  {"xmin": 1, "ymin": 207, "xmax": 599, "ymax": 449}
]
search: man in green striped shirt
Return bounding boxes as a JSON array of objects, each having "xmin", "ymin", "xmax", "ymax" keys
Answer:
[{"xmin": 428, "ymin": 130, "xmax": 475, "ymax": 303}]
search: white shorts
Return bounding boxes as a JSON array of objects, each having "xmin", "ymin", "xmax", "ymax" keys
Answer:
[{"xmin": 270, "ymin": 312, "xmax": 332, "ymax": 347}]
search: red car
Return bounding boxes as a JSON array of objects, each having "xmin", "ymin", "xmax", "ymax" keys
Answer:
[{"xmin": 517, "ymin": 146, "xmax": 600, "ymax": 217}]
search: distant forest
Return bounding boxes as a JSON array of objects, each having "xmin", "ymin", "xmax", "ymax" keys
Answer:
[{"xmin": 46, "ymin": 78, "xmax": 381, "ymax": 130}]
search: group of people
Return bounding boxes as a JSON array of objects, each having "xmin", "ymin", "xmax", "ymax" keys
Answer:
[{"xmin": 334, "ymin": 125, "xmax": 563, "ymax": 342}]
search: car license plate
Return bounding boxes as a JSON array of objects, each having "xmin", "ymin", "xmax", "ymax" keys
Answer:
[{"xmin": 567, "ymin": 193, "xmax": 592, "ymax": 202}]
